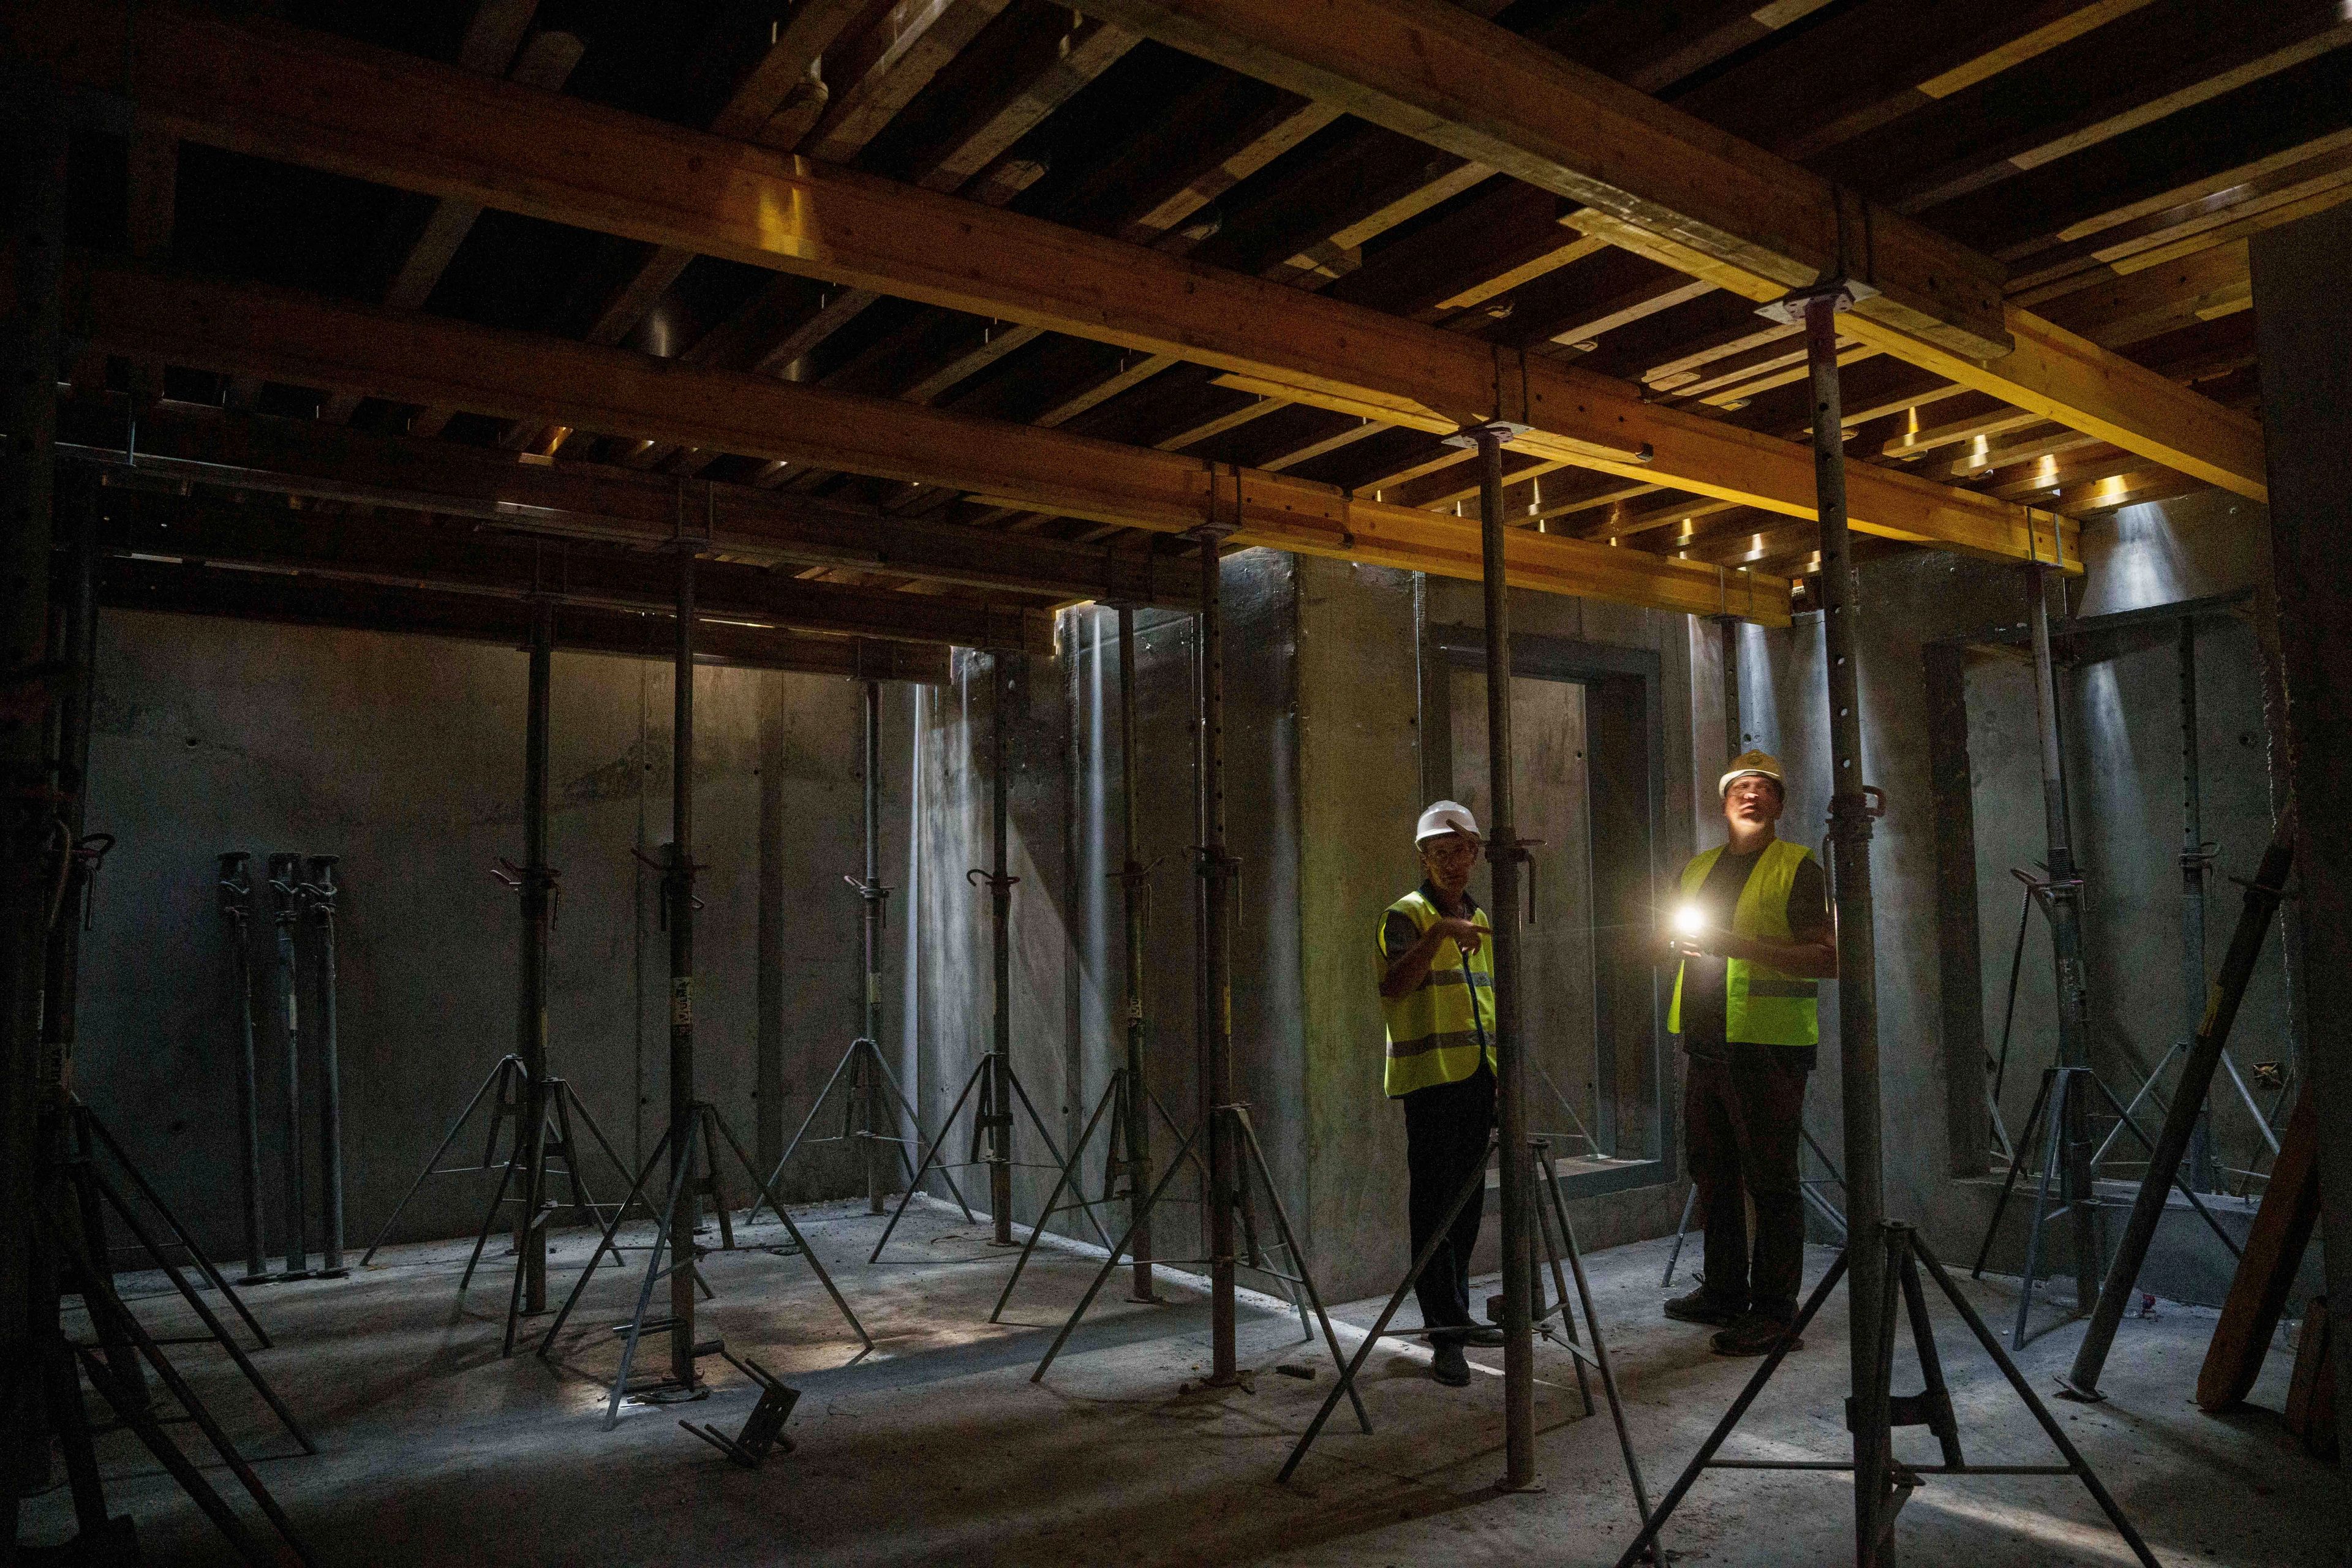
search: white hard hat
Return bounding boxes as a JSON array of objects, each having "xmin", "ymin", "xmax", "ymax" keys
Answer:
[
  {"xmin": 1718, "ymin": 748, "xmax": 1785, "ymax": 798},
  {"xmin": 1415, "ymin": 800, "xmax": 1481, "ymax": 845}
]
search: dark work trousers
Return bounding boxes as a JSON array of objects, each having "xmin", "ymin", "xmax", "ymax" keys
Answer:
[
  {"xmin": 1684, "ymin": 1052, "xmax": 1811, "ymax": 1322},
  {"xmin": 1401, "ymin": 1059, "xmax": 1496, "ymax": 1339}
]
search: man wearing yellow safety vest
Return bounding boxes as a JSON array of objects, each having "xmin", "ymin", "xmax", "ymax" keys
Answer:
[
  {"xmin": 1378, "ymin": 801, "xmax": 1504, "ymax": 1389},
  {"xmin": 1661, "ymin": 750, "xmax": 1839, "ymax": 1357}
]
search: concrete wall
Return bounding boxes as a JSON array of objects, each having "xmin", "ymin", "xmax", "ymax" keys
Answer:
[
  {"xmin": 1297, "ymin": 562, "xmax": 1698, "ymax": 1302},
  {"xmin": 896, "ymin": 552, "xmax": 1304, "ymax": 1270},
  {"xmin": 1747, "ymin": 491, "xmax": 2318, "ymax": 1307},
  {"xmin": 80, "ymin": 609, "xmax": 907, "ymax": 1265},
  {"xmin": 891, "ymin": 551, "xmax": 1701, "ymax": 1305},
  {"xmin": 86, "ymin": 489, "xmax": 2306, "ymax": 1315}
]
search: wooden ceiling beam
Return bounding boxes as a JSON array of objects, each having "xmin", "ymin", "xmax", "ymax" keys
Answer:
[
  {"xmin": 805, "ymin": 0, "xmax": 1016, "ymax": 164},
  {"xmin": 320, "ymin": 23, "xmax": 584, "ymax": 426},
  {"xmin": 1943, "ymin": 426, "xmax": 2105, "ymax": 480},
  {"xmin": 1882, "ymin": 7, "xmax": 2352, "ymax": 218},
  {"xmin": 2005, "ymin": 129, "xmax": 2352, "ymax": 288},
  {"xmin": 21, "ymin": 4, "xmax": 2069, "ymax": 565},
  {"xmin": 1882, "ymin": 407, "xmax": 2042, "ymax": 461},
  {"xmin": 71, "ymin": 265, "xmax": 1793, "ymax": 622},
  {"xmin": 102, "ymin": 556, "xmax": 951, "ymax": 682},
  {"xmin": 1069, "ymin": 0, "xmax": 2009, "ymax": 356},
  {"xmin": 663, "ymin": 7, "xmax": 1149, "ymax": 470},
  {"xmin": 1679, "ymin": 0, "xmax": 2160, "ymax": 164},
  {"xmin": 58, "ymin": 401, "xmax": 1197, "ymax": 609},
  {"xmin": 1060, "ymin": 0, "xmax": 2265, "ymax": 501},
  {"xmin": 93, "ymin": 484, "xmax": 1052, "ymax": 652},
  {"xmin": 1539, "ymin": 0, "xmax": 1839, "ymax": 96}
]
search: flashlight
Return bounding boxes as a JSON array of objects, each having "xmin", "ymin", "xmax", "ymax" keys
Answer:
[{"xmin": 1672, "ymin": 903, "xmax": 1705, "ymax": 938}]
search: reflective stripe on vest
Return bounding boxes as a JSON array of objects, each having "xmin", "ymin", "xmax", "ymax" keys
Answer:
[
  {"xmin": 1378, "ymin": 889, "xmax": 1497, "ymax": 1097},
  {"xmin": 1667, "ymin": 838, "xmax": 1820, "ymax": 1047}
]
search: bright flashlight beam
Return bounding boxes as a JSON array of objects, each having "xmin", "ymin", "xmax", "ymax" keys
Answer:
[{"xmin": 1672, "ymin": 904, "xmax": 1705, "ymax": 937}]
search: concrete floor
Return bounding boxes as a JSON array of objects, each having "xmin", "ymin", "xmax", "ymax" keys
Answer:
[{"xmin": 27, "ymin": 1199, "xmax": 2343, "ymax": 1566}]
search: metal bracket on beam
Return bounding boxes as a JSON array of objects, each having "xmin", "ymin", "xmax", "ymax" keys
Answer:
[
  {"xmin": 1755, "ymin": 279, "xmax": 1880, "ymax": 326},
  {"xmin": 1442, "ymin": 420, "xmax": 1532, "ymax": 451}
]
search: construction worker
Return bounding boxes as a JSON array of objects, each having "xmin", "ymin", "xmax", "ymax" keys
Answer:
[
  {"xmin": 1660, "ymin": 750, "xmax": 1838, "ymax": 1356},
  {"xmin": 1378, "ymin": 800, "xmax": 1504, "ymax": 1388}
]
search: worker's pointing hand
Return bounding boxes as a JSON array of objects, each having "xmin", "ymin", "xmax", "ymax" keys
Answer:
[{"xmin": 1436, "ymin": 916, "xmax": 1483, "ymax": 954}]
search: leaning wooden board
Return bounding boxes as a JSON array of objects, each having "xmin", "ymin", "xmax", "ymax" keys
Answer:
[
  {"xmin": 2197, "ymin": 1092, "xmax": 2321, "ymax": 1410},
  {"xmin": 2282, "ymin": 1294, "xmax": 2337, "ymax": 1459}
]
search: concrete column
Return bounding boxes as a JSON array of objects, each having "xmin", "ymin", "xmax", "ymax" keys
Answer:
[{"xmin": 2250, "ymin": 198, "xmax": 2352, "ymax": 1461}]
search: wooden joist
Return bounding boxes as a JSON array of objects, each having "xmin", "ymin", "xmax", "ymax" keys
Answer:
[
  {"xmin": 92, "ymin": 484, "xmax": 1054, "ymax": 653},
  {"xmin": 67, "ymin": 263, "xmax": 1796, "ymax": 625},
  {"xmin": 1068, "ymin": 0, "xmax": 2268, "ymax": 502},
  {"xmin": 56, "ymin": 403, "xmax": 1199, "ymax": 611},
  {"xmin": 102, "ymin": 557, "xmax": 952, "ymax": 682},
  {"xmin": 15, "ymin": 1, "xmax": 2071, "ymax": 570},
  {"xmin": 1070, "ymin": 0, "xmax": 2010, "ymax": 356}
]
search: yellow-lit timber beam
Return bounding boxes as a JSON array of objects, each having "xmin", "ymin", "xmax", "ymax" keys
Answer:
[
  {"xmin": 69, "ymin": 262, "xmax": 1797, "ymax": 625},
  {"xmin": 1082, "ymin": 0, "xmax": 2267, "ymax": 501},
  {"xmin": 13, "ymin": 1, "xmax": 2073, "ymax": 567}
]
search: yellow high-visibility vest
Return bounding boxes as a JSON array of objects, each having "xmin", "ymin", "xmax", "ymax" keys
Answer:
[
  {"xmin": 1667, "ymin": 838, "xmax": 1820, "ymax": 1047},
  {"xmin": 1378, "ymin": 889, "xmax": 1497, "ymax": 1097}
]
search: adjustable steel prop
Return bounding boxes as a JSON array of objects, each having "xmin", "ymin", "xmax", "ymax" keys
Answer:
[{"xmin": 1615, "ymin": 287, "xmax": 2155, "ymax": 1568}]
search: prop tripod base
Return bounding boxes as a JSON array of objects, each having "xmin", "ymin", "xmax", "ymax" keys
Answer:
[{"xmin": 1610, "ymin": 1221, "xmax": 2157, "ymax": 1568}]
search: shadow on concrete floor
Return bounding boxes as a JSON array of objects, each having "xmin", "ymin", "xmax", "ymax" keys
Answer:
[{"xmin": 24, "ymin": 1199, "xmax": 2343, "ymax": 1567}]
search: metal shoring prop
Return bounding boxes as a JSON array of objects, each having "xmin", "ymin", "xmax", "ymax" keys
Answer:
[
  {"xmin": 1029, "ymin": 535, "xmax": 1365, "ymax": 1422},
  {"xmin": 1808, "ymin": 286, "xmax": 1896, "ymax": 1565},
  {"xmin": 216, "ymin": 853, "xmax": 271, "ymax": 1282},
  {"xmin": 536, "ymin": 542, "xmax": 870, "ymax": 1427},
  {"xmin": 1969, "ymin": 574, "xmax": 2243, "ymax": 1346},
  {"xmin": 61, "ymin": 1104, "xmax": 314, "ymax": 1455},
  {"xmin": 266, "ymin": 852, "xmax": 312, "ymax": 1280},
  {"xmin": 987, "ymin": 656, "xmax": 1017, "ymax": 1246},
  {"xmin": 71, "ymin": 1101, "xmax": 278, "ymax": 1351},
  {"xmin": 1613, "ymin": 285, "xmax": 2156, "ymax": 1568},
  {"xmin": 515, "ymin": 600, "xmax": 557, "ymax": 1311},
  {"xmin": 1468, "ymin": 420, "xmax": 1541, "ymax": 1490},
  {"xmin": 1272, "ymin": 426, "xmax": 1548, "ymax": 1470},
  {"xmin": 1985, "ymin": 881, "xmax": 2034, "ymax": 1163},
  {"xmin": 2064, "ymin": 809, "xmax": 2295, "ymax": 1400},
  {"xmin": 865, "ymin": 653, "xmax": 1111, "ymax": 1264},
  {"xmin": 2023, "ymin": 564, "xmax": 2103, "ymax": 1333},
  {"xmin": 749, "ymin": 679, "xmax": 976, "ymax": 1227},
  {"xmin": 665, "ymin": 541, "xmax": 699, "ymax": 1391},
  {"xmin": 355, "ymin": 1051, "xmax": 638, "ymax": 1278},
  {"xmin": 2100, "ymin": 616, "xmax": 2282, "ymax": 1172},
  {"xmin": 2177, "ymin": 618, "xmax": 2217, "ymax": 1191},
  {"xmin": 360, "ymin": 601, "xmax": 643, "ymax": 1349},
  {"xmin": 12, "ymin": 299, "xmax": 314, "ymax": 1559},
  {"xmin": 1275, "ymin": 1130, "xmax": 1656, "ymax": 1545},
  {"xmin": 1114, "ymin": 604, "xmax": 1161, "ymax": 1302},
  {"xmin": 302, "ymin": 855, "xmax": 349, "ymax": 1278},
  {"xmin": 2085, "ymin": 616, "xmax": 2283, "ymax": 1178},
  {"xmin": 1618, "ymin": 282, "xmax": 1891, "ymax": 1565},
  {"xmin": 1196, "ymin": 522, "xmax": 1242, "ymax": 1388},
  {"xmin": 856, "ymin": 677, "xmax": 889, "ymax": 1213}
]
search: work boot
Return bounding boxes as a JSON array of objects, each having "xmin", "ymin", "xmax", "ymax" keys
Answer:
[
  {"xmin": 1431, "ymin": 1340, "xmax": 1472, "ymax": 1387},
  {"xmin": 1711, "ymin": 1313, "xmax": 1801, "ymax": 1357},
  {"xmin": 1461, "ymin": 1323, "xmax": 1506, "ymax": 1347},
  {"xmin": 1662, "ymin": 1287, "xmax": 1744, "ymax": 1327}
]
